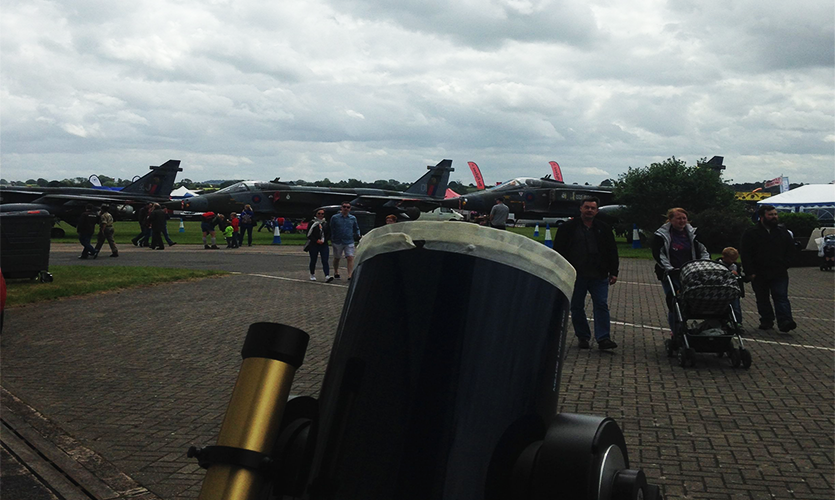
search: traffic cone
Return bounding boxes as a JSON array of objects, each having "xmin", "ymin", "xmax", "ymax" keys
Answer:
[
  {"xmin": 272, "ymin": 224, "xmax": 282, "ymax": 245},
  {"xmin": 534, "ymin": 223, "xmax": 540, "ymax": 237},
  {"xmin": 632, "ymin": 223, "xmax": 641, "ymax": 249},
  {"xmin": 179, "ymin": 218, "xmax": 185, "ymax": 233},
  {"xmin": 544, "ymin": 223, "xmax": 553, "ymax": 248}
]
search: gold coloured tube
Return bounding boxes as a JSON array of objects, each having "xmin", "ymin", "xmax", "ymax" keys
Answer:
[{"xmin": 198, "ymin": 323, "xmax": 309, "ymax": 500}]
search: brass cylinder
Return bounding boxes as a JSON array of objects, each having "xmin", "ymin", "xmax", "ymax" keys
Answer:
[{"xmin": 198, "ymin": 323, "xmax": 309, "ymax": 500}]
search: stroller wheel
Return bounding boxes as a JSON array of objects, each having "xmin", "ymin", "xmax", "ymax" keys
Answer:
[
  {"xmin": 664, "ymin": 339, "xmax": 675, "ymax": 358},
  {"xmin": 678, "ymin": 348, "xmax": 695, "ymax": 368},
  {"xmin": 740, "ymin": 349, "xmax": 752, "ymax": 369},
  {"xmin": 729, "ymin": 349, "xmax": 742, "ymax": 368},
  {"xmin": 677, "ymin": 348, "xmax": 687, "ymax": 367}
]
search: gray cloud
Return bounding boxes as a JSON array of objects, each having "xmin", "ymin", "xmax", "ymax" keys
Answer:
[{"xmin": 1, "ymin": 0, "xmax": 832, "ymax": 186}]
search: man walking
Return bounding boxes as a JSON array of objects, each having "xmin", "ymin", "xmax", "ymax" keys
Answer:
[
  {"xmin": 76, "ymin": 204, "xmax": 100, "ymax": 259},
  {"xmin": 148, "ymin": 203, "xmax": 168, "ymax": 250},
  {"xmin": 554, "ymin": 197, "xmax": 619, "ymax": 350},
  {"xmin": 330, "ymin": 202, "xmax": 361, "ymax": 281},
  {"xmin": 489, "ymin": 198, "xmax": 510, "ymax": 229},
  {"xmin": 741, "ymin": 204, "xmax": 797, "ymax": 332},
  {"xmin": 94, "ymin": 204, "xmax": 118, "ymax": 257}
]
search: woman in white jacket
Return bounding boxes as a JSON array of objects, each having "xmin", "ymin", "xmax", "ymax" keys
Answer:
[{"xmin": 652, "ymin": 207, "xmax": 710, "ymax": 332}]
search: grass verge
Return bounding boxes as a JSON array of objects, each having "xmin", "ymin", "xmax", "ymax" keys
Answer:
[
  {"xmin": 51, "ymin": 221, "xmax": 307, "ymax": 246},
  {"xmin": 508, "ymin": 227, "xmax": 656, "ymax": 260},
  {"xmin": 5, "ymin": 266, "xmax": 228, "ymax": 307}
]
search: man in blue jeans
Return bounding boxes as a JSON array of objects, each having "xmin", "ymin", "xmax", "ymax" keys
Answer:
[
  {"xmin": 554, "ymin": 197, "xmax": 620, "ymax": 350},
  {"xmin": 741, "ymin": 204, "xmax": 797, "ymax": 332},
  {"xmin": 330, "ymin": 202, "xmax": 361, "ymax": 280}
]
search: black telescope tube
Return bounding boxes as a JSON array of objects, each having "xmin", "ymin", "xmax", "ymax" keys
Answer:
[{"xmin": 241, "ymin": 322, "xmax": 310, "ymax": 368}]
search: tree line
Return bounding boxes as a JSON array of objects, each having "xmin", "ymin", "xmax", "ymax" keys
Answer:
[{"xmin": 613, "ymin": 157, "xmax": 817, "ymax": 252}]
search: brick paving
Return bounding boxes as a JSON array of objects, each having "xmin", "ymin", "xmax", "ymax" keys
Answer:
[{"xmin": 2, "ymin": 242, "xmax": 833, "ymax": 499}]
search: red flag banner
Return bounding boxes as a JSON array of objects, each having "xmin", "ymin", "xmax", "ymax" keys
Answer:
[
  {"xmin": 467, "ymin": 162, "xmax": 485, "ymax": 190},
  {"xmin": 548, "ymin": 161, "xmax": 564, "ymax": 183},
  {"xmin": 764, "ymin": 176, "xmax": 782, "ymax": 188}
]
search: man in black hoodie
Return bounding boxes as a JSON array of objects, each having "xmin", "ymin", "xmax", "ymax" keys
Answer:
[
  {"xmin": 76, "ymin": 204, "xmax": 100, "ymax": 259},
  {"xmin": 554, "ymin": 197, "xmax": 619, "ymax": 350},
  {"xmin": 741, "ymin": 204, "xmax": 797, "ymax": 332}
]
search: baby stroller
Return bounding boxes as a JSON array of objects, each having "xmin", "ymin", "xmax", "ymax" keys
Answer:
[
  {"xmin": 819, "ymin": 234, "xmax": 835, "ymax": 271},
  {"xmin": 664, "ymin": 260, "xmax": 752, "ymax": 369}
]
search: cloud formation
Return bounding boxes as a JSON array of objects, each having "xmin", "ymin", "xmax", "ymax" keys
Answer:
[{"xmin": 1, "ymin": 0, "xmax": 832, "ymax": 186}]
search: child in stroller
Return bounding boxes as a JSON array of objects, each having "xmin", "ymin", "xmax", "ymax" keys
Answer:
[
  {"xmin": 819, "ymin": 234, "xmax": 835, "ymax": 271},
  {"xmin": 664, "ymin": 259, "xmax": 753, "ymax": 369}
]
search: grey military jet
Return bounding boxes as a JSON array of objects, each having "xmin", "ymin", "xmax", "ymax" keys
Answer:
[
  {"xmin": 442, "ymin": 174, "xmax": 615, "ymax": 220},
  {"xmin": 0, "ymin": 160, "xmax": 182, "ymax": 235},
  {"xmin": 170, "ymin": 159, "xmax": 454, "ymax": 223}
]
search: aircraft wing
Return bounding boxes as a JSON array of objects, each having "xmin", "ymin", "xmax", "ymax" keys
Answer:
[
  {"xmin": 352, "ymin": 194, "xmax": 431, "ymax": 203},
  {"xmin": 32, "ymin": 193, "xmax": 166, "ymax": 204}
]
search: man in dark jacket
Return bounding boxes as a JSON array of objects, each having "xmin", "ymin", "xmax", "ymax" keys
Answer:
[
  {"xmin": 741, "ymin": 204, "xmax": 797, "ymax": 332},
  {"xmin": 148, "ymin": 203, "xmax": 168, "ymax": 250},
  {"xmin": 76, "ymin": 204, "xmax": 100, "ymax": 259},
  {"xmin": 554, "ymin": 197, "xmax": 619, "ymax": 350},
  {"xmin": 131, "ymin": 203, "xmax": 152, "ymax": 247}
]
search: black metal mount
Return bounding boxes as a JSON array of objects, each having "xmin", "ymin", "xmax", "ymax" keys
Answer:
[{"xmin": 187, "ymin": 445, "xmax": 276, "ymax": 478}]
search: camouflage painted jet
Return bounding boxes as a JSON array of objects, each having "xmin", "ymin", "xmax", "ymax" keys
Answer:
[
  {"xmin": 0, "ymin": 160, "xmax": 182, "ymax": 234},
  {"xmin": 170, "ymin": 159, "xmax": 454, "ymax": 223},
  {"xmin": 442, "ymin": 167, "xmax": 615, "ymax": 220}
]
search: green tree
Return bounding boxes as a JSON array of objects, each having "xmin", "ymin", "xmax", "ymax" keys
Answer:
[
  {"xmin": 613, "ymin": 157, "xmax": 742, "ymax": 232},
  {"xmin": 690, "ymin": 208, "xmax": 753, "ymax": 253},
  {"xmin": 778, "ymin": 212, "xmax": 819, "ymax": 239},
  {"xmin": 36, "ymin": 178, "xmax": 49, "ymax": 187}
]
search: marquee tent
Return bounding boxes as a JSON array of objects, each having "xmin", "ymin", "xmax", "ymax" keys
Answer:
[
  {"xmin": 170, "ymin": 186, "xmax": 199, "ymax": 199},
  {"xmin": 758, "ymin": 184, "xmax": 835, "ymax": 221}
]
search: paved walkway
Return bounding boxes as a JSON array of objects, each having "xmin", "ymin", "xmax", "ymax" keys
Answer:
[{"xmin": 2, "ymin": 243, "xmax": 833, "ymax": 499}]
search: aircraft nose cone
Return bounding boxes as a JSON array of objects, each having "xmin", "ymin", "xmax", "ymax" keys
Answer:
[{"xmin": 183, "ymin": 196, "xmax": 208, "ymax": 212}]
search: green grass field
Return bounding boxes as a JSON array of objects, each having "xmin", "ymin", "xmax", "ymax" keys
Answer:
[
  {"xmin": 5, "ymin": 266, "xmax": 227, "ymax": 307},
  {"xmin": 11, "ymin": 223, "xmax": 661, "ymax": 307},
  {"xmin": 507, "ymin": 226, "xmax": 655, "ymax": 260},
  {"xmin": 49, "ymin": 220, "xmax": 659, "ymax": 256},
  {"xmin": 52, "ymin": 220, "xmax": 308, "ymax": 246}
]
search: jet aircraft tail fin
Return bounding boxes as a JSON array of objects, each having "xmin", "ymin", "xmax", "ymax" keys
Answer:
[
  {"xmin": 404, "ymin": 159, "xmax": 454, "ymax": 199},
  {"xmin": 122, "ymin": 160, "xmax": 183, "ymax": 198}
]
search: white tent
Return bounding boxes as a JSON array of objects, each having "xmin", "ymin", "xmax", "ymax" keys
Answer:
[
  {"xmin": 170, "ymin": 186, "xmax": 199, "ymax": 199},
  {"xmin": 758, "ymin": 184, "xmax": 835, "ymax": 221}
]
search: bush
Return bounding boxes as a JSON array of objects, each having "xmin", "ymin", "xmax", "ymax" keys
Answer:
[
  {"xmin": 614, "ymin": 157, "xmax": 739, "ymax": 232},
  {"xmin": 777, "ymin": 212, "xmax": 819, "ymax": 239},
  {"xmin": 691, "ymin": 208, "xmax": 754, "ymax": 254}
]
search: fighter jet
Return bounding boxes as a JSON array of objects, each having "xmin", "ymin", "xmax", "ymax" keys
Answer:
[
  {"xmin": 0, "ymin": 160, "xmax": 182, "ymax": 235},
  {"xmin": 442, "ymin": 169, "xmax": 615, "ymax": 219},
  {"xmin": 170, "ymin": 159, "xmax": 454, "ymax": 223}
]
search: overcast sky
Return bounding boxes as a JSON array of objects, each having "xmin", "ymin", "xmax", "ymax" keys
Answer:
[{"xmin": 2, "ymin": 0, "xmax": 833, "ymax": 187}]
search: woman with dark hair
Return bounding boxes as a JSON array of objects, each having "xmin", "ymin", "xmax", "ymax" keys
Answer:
[
  {"xmin": 239, "ymin": 204, "xmax": 255, "ymax": 246},
  {"xmin": 652, "ymin": 207, "xmax": 710, "ymax": 331},
  {"xmin": 307, "ymin": 209, "xmax": 333, "ymax": 283}
]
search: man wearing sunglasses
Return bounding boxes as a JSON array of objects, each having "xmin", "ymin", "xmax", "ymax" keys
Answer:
[{"xmin": 330, "ymin": 202, "xmax": 361, "ymax": 281}]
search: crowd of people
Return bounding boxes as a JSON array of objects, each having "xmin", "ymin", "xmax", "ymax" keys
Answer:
[
  {"xmin": 551, "ymin": 198, "xmax": 798, "ymax": 351},
  {"xmin": 76, "ymin": 197, "xmax": 800, "ymax": 342}
]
